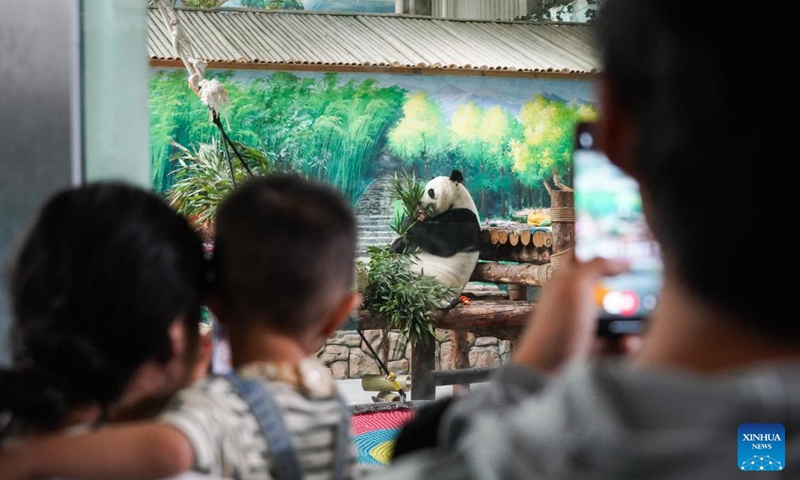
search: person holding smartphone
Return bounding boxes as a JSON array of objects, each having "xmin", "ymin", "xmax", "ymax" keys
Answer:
[
  {"xmin": 371, "ymin": 1, "xmax": 800, "ymax": 478},
  {"xmin": 572, "ymin": 119, "xmax": 662, "ymax": 339}
]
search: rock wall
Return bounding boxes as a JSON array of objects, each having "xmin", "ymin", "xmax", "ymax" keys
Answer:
[{"xmin": 316, "ymin": 329, "xmax": 512, "ymax": 379}]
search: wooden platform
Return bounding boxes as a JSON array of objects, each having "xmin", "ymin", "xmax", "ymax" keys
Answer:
[{"xmin": 358, "ymin": 298, "xmax": 534, "ymax": 341}]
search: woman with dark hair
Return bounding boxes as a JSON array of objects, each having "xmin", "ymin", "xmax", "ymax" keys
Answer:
[{"xmin": 0, "ymin": 181, "xmax": 209, "ymax": 442}]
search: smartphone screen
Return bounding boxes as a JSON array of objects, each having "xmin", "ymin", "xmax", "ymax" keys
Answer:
[
  {"xmin": 572, "ymin": 121, "xmax": 662, "ymax": 335},
  {"xmin": 211, "ymin": 317, "xmax": 233, "ymax": 374}
]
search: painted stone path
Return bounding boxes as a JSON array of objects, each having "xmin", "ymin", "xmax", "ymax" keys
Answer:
[{"xmin": 354, "ymin": 173, "xmax": 396, "ymax": 260}]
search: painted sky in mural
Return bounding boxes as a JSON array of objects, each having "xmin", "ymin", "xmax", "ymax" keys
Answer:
[{"xmin": 150, "ymin": 68, "xmax": 598, "ymax": 230}]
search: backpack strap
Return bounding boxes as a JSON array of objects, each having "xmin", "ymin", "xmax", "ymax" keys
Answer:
[
  {"xmin": 224, "ymin": 373, "xmax": 303, "ymax": 480},
  {"xmin": 331, "ymin": 393, "xmax": 352, "ymax": 480},
  {"xmin": 224, "ymin": 372, "xmax": 353, "ymax": 480}
]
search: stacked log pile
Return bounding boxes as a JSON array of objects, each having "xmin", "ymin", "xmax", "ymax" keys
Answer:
[
  {"xmin": 480, "ymin": 223, "xmax": 553, "ymax": 264},
  {"xmin": 471, "ymin": 222, "xmax": 554, "ymax": 287}
]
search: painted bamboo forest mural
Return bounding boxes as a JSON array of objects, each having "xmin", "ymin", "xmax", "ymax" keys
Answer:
[{"xmin": 150, "ymin": 68, "xmax": 598, "ymax": 232}]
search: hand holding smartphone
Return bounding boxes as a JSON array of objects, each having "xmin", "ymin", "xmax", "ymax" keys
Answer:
[{"xmin": 571, "ymin": 121, "xmax": 663, "ymax": 336}]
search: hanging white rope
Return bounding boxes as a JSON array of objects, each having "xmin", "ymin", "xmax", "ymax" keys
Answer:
[
  {"xmin": 198, "ymin": 78, "xmax": 230, "ymax": 123},
  {"xmin": 157, "ymin": 0, "xmax": 229, "ymax": 124},
  {"xmin": 156, "ymin": 0, "xmax": 250, "ymax": 184}
]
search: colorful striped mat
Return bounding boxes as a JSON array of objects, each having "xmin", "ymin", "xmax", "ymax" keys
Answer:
[{"xmin": 351, "ymin": 408, "xmax": 416, "ymax": 467}]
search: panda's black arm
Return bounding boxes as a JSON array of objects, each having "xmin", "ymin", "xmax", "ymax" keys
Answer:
[
  {"xmin": 388, "ymin": 217, "xmax": 417, "ymax": 254},
  {"xmin": 405, "ymin": 209, "xmax": 481, "ymax": 258},
  {"xmin": 389, "ymin": 234, "xmax": 407, "ymax": 254}
]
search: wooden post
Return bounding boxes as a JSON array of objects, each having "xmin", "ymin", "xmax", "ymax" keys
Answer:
[
  {"xmin": 507, "ymin": 284, "xmax": 526, "ymax": 301},
  {"xmin": 451, "ymin": 331, "xmax": 471, "ymax": 393},
  {"xmin": 411, "ymin": 334, "xmax": 435, "ymax": 400},
  {"xmin": 549, "ymin": 190, "xmax": 575, "ymax": 269}
]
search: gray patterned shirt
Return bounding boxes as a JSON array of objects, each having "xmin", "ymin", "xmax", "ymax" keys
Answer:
[{"xmin": 159, "ymin": 361, "xmax": 359, "ymax": 480}]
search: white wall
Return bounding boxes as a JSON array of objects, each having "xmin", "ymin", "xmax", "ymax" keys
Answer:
[
  {"xmin": 433, "ymin": 0, "xmax": 530, "ymax": 20},
  {"xmin": 82, "ymin": 1, "xmax": 150, "ymax": 187}
]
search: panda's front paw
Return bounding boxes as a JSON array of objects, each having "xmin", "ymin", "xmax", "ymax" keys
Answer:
[{"xmin": 436, "ymin": 298, "xmax": 461, "ymax": 310}]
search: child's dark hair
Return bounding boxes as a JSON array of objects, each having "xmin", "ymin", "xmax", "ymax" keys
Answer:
[
  {"xmin": 212, "ymin": 173, "xmax": 356, "ymax": 334},
  {"xmin": 0, "ymin": 182, "xmax": 208, "ymax": 434}
]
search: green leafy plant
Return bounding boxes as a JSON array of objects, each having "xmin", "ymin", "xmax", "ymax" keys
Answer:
[
  {"xmin": 360, "ymin": 246, "xmax": 456, "ymax": 345},
  {"xmin": 166, "ymin": 138, "xmax": 288, "ymax": 236},
  {"xmin": 389, "ymin": 170, "xmax": 425, "ymax": 250}
]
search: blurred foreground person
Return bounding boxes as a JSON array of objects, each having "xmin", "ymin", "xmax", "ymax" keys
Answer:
[
  {"xmin": 0, "ymin": 174, "xmax": 362, "ymax": 480},
  {"xmin": 367, "ymin": 1, "xmax": 800, "ymax": 478},
  {"xmin": 0, "ymin": 182, "xmax": 210, "ymax": 470}
]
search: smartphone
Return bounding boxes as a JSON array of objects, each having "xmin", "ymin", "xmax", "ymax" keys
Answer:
[
  {"xmin": 210, "ymin": 317, "xmax": 233, "ymax": 374},
  {"xmin": 571, "ymin": 121, "xmax": 663, "ymax": 336}
]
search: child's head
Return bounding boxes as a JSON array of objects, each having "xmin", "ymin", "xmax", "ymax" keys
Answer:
[
  {"xmin": 0, "ymin": 182, "xmax": 209, "ymax": 433},
  {"xmin": 212, "ymin": 174, "xmax": 357, "ymax": 342}
]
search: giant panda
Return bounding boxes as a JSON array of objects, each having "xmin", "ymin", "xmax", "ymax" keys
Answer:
[{"xmin": 390, "ymin": 170, "xmax": 481, "ymax": 308}]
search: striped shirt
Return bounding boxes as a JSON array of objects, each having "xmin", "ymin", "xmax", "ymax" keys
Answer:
[{"xmin": 159, "ymin": 360, "xmax": 359, "ymax": 480}]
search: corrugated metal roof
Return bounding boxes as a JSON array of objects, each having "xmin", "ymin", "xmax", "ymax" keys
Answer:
[{"xmin": 147, "ymin": 8, "xmax": 599, "ymax": 76}]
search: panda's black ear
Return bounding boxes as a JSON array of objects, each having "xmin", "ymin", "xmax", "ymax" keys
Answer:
[{"xmin": 450, "ymin": 170, "xmax": 464, "ymax": 184}]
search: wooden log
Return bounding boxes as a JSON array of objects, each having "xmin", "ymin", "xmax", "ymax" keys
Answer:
[
  {"xmin": 433, "ymin": 367, "xmax": 495, "ymax": 386},
  {"xmin": 544, "ymin": 232, "xmax": 552, "ymax": 248},
  {"xmin": 532, "ymin": 229, "xmax": 547, "ymax": 247},
  {"xmin": 483, "ymin": 223, "xmax": 529, "ymax": 233},
  {"xmin": 358, "ymin": 304, "xmax": 532, "ymax": 337},
  {"xmin": 520, "ymin": 228, "xmax": 531, "ymax": 245},
  {"xmin": 358, "ymin": 299, "xmax": 535, "ymax": 333},
  {"xmin": 509, "ymin": 231, "xmax": 520, "ymax": 246},
  {"xmin": 462, "ymin": 283, "xmax": 508, "ymax": 300},
  {"xmin": 490, "ymin": 229, "xmax": 503, "ymax": 245},
  {"xmin": 471, "ymin": 261, "xmax": 552, "ymax": 287},
  {"xmin": 497, "ymin": 230, "xmax": 508, "ymax": 245},
  {"xmin": 411, "ymin": 334, "xmax": 435, "ymax": 400},
  {"xmin": 478, "ymin": 245, "xmax": 551, "ymax": 264}
]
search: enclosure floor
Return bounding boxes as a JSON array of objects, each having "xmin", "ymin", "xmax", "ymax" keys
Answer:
[
  {"xmin": 337, "ymin": 378, "xmax": 493, "ymax": 405},
  {"xmin": 337, "ymin": 378, "xmax": 452, "ymax": 405}
]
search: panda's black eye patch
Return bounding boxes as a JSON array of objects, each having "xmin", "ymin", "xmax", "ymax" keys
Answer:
[{"xmin": 428, "ymin": 188, "xmax": 435, "ymax": 199}]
